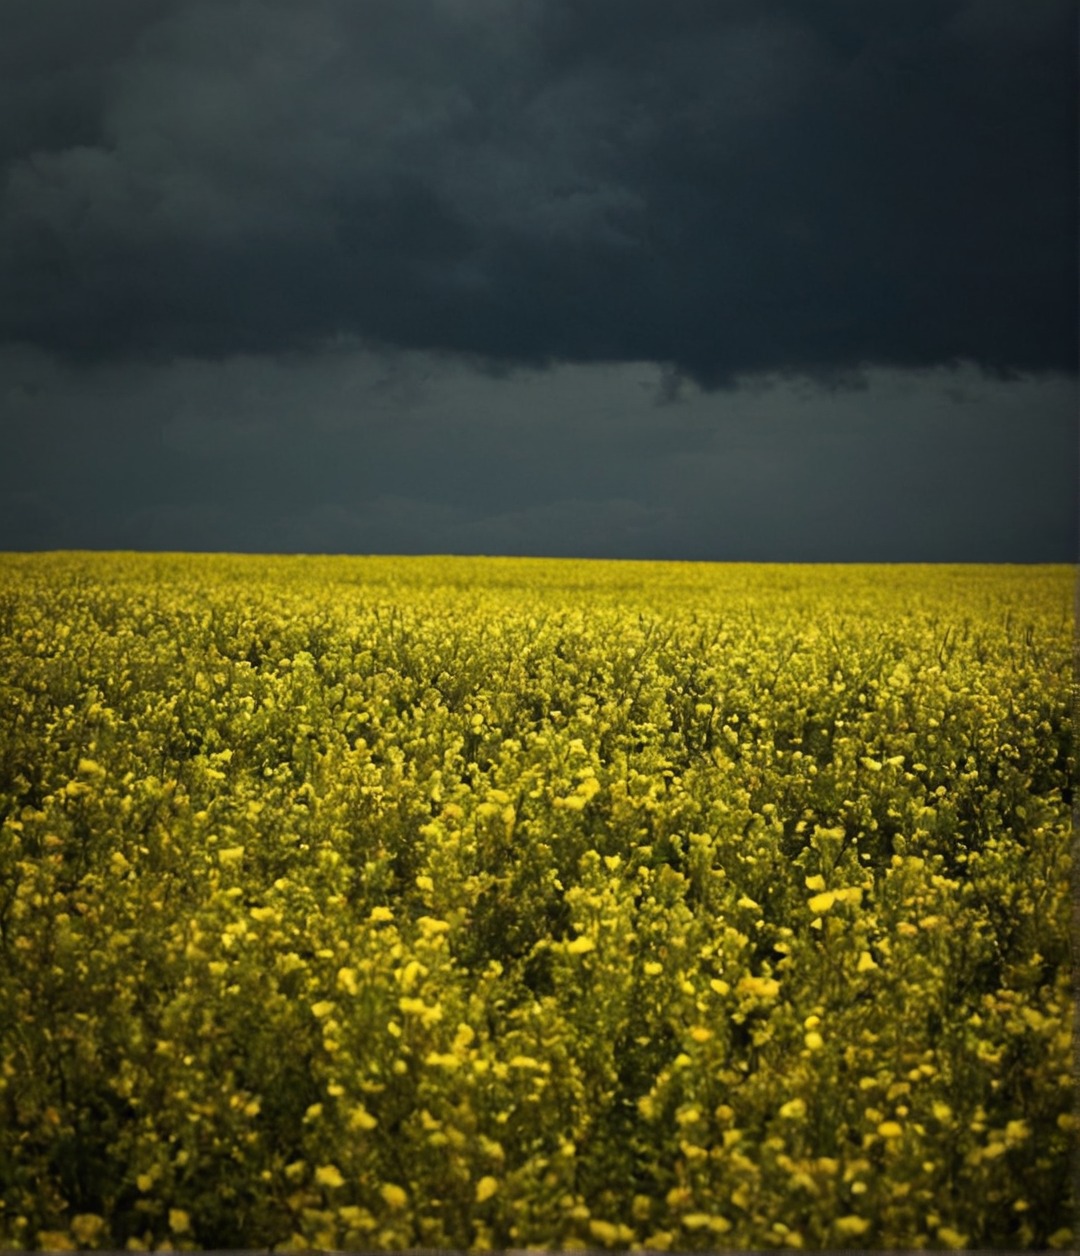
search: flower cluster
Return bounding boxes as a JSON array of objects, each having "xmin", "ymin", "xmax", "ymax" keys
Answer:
[{"xmin": 0, "ymin": 553, "xmax": 1073, "ymax": 1250}]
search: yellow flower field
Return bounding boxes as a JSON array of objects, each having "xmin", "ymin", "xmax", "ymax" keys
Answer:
[{"xmin": 0, "ymin": 554, "xmax": 1074, "ymax": 1250}]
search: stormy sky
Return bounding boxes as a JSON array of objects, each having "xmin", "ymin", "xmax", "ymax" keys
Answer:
[{"xmin": 2, "ymin": 0, "xmax": 1076, "ymax": 560}]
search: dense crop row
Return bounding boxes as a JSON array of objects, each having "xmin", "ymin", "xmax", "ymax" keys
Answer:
[{"xmin": 0, "ymin": 554, "xmax": 1075, "ymax": 1251}]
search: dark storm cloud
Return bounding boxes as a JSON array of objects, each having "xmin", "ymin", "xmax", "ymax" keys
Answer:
[
  {"xmin": 1, "ymin": 0, "xmax": 1075, "ymax": 384},
  {"xmin": 1, "ymin": 343, "xmax": 1075, "ymax": 560}
]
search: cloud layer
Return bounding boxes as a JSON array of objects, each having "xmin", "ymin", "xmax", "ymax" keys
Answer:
[
  {"xmin": 3, "ymin": 0, "xmax": 1075, "ymax": 384},
  {"xmin": 2, "ymin": 343, "xmax": 1074, "ymax": 559}
]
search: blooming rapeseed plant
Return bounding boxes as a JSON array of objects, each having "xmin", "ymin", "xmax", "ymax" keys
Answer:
[{"xmin": 0, "ymin": 553, "xmax": 1071, "ymax": 1251}]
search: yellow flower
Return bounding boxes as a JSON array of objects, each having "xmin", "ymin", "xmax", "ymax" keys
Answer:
[
  {"xmin": 807, "ymin": 891, "xmax": 835, "ymax": 914},
  {"xmin": 338, "ymin": 1205, "xmax": 373, "ymax": 1230},
  {"xmin": 168, "ymin": 1209, "xmax": 191, "ymax": 1234},
  {"xmin": 682, "ymin": 1214, "xmax": 731, "ymax": 1234},
  {"xmin": 856, "ymin": 951, "xmax": 878, "ymax": 972},
  {"xmin": 399, "ymin": 959, "xmax": 424, "ymax": 990},
  {"xmin": 315, "ymin": 1164, "xmax": 345, "ymax": 1189},
  {"xmin": 336, "ymin": 967, "xmax": 359, "ymax": 995},
  {"xmin": 804, "ymin": 874, "xmax": 826, "ymax": 892},
  {"xmin": 737, "ymin": 975, "xmax": 780, "ymax": 999},
  {"xmin": 36, "ymin": 1233, "xmax": 75, "ymax": 1252},
  {"xmin": 834, "ymin": 1216, "xmax": 870, "ymax": 1237},
  {"xmin": 348, "ymin": 1105, "xmax": 377, "ymax": 1131},
  {"xmin": 109, "ymin": 851, "xmax": 131, "ymax": 876},
  {"xmin": 380, "ymin": 1183, "xmax": 407, "ymax": 1209},
  {"xmin": 1005, "ymin": 1119, "xmax": 1030, "ymax": 1145},
  {"xmin": 588, "ymin": 1220, "xmax": 621, "ymax": 1245},
  {"xmin": 878, "ymin": 1120, "xmax": 903, "ymax": 1139},
  {"xmin": 779, "ymin": 1098, "xmax": 807, "ymax": 1119},
  {"xmin": 71, "ymin": 1215, "xmax": 106, "ymax": 1245},
  {"xmin": 680, "ymin": 1214, "xmax": 709, "ymax": 1231},
  {"xmin": 475, "ymin": 1176, "xmax": 499, "ymax": 1203},
  {"xmin": 937, "ymin": 1227, "xmax": 968, "ymax": 1249}
]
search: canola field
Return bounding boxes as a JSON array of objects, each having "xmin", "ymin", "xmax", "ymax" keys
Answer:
[{"xmin": 0, "ymin": 553, "xmax": 1075, "ymax": 1252}]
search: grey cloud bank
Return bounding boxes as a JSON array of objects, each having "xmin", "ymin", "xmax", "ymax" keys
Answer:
[
  {"xmin": 2, "ymin": 0, "xmax": 1075, "ymax": 382},
  {"xmin": 0, "ymin": 0, "xmax": 1076, "ymax": 559},
  {"xmin": 2, "ymin": 346, "xmax": 1075, "ymax": 560}
]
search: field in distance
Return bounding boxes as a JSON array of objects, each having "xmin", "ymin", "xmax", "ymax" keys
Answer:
[{"xmin": 0, "ymin": 553, "xmax": 1074, "ymax": 1251}]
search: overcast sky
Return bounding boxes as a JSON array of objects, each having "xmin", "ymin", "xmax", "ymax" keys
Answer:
[{"xmin": 2, "ymin": 0, "xmax": 1076, "ymax": 560}]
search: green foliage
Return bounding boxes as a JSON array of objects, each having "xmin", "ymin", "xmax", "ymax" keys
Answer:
[{"xmin": 0, "ymin": 554, "xmax": 1074, "ymax": 1250}]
